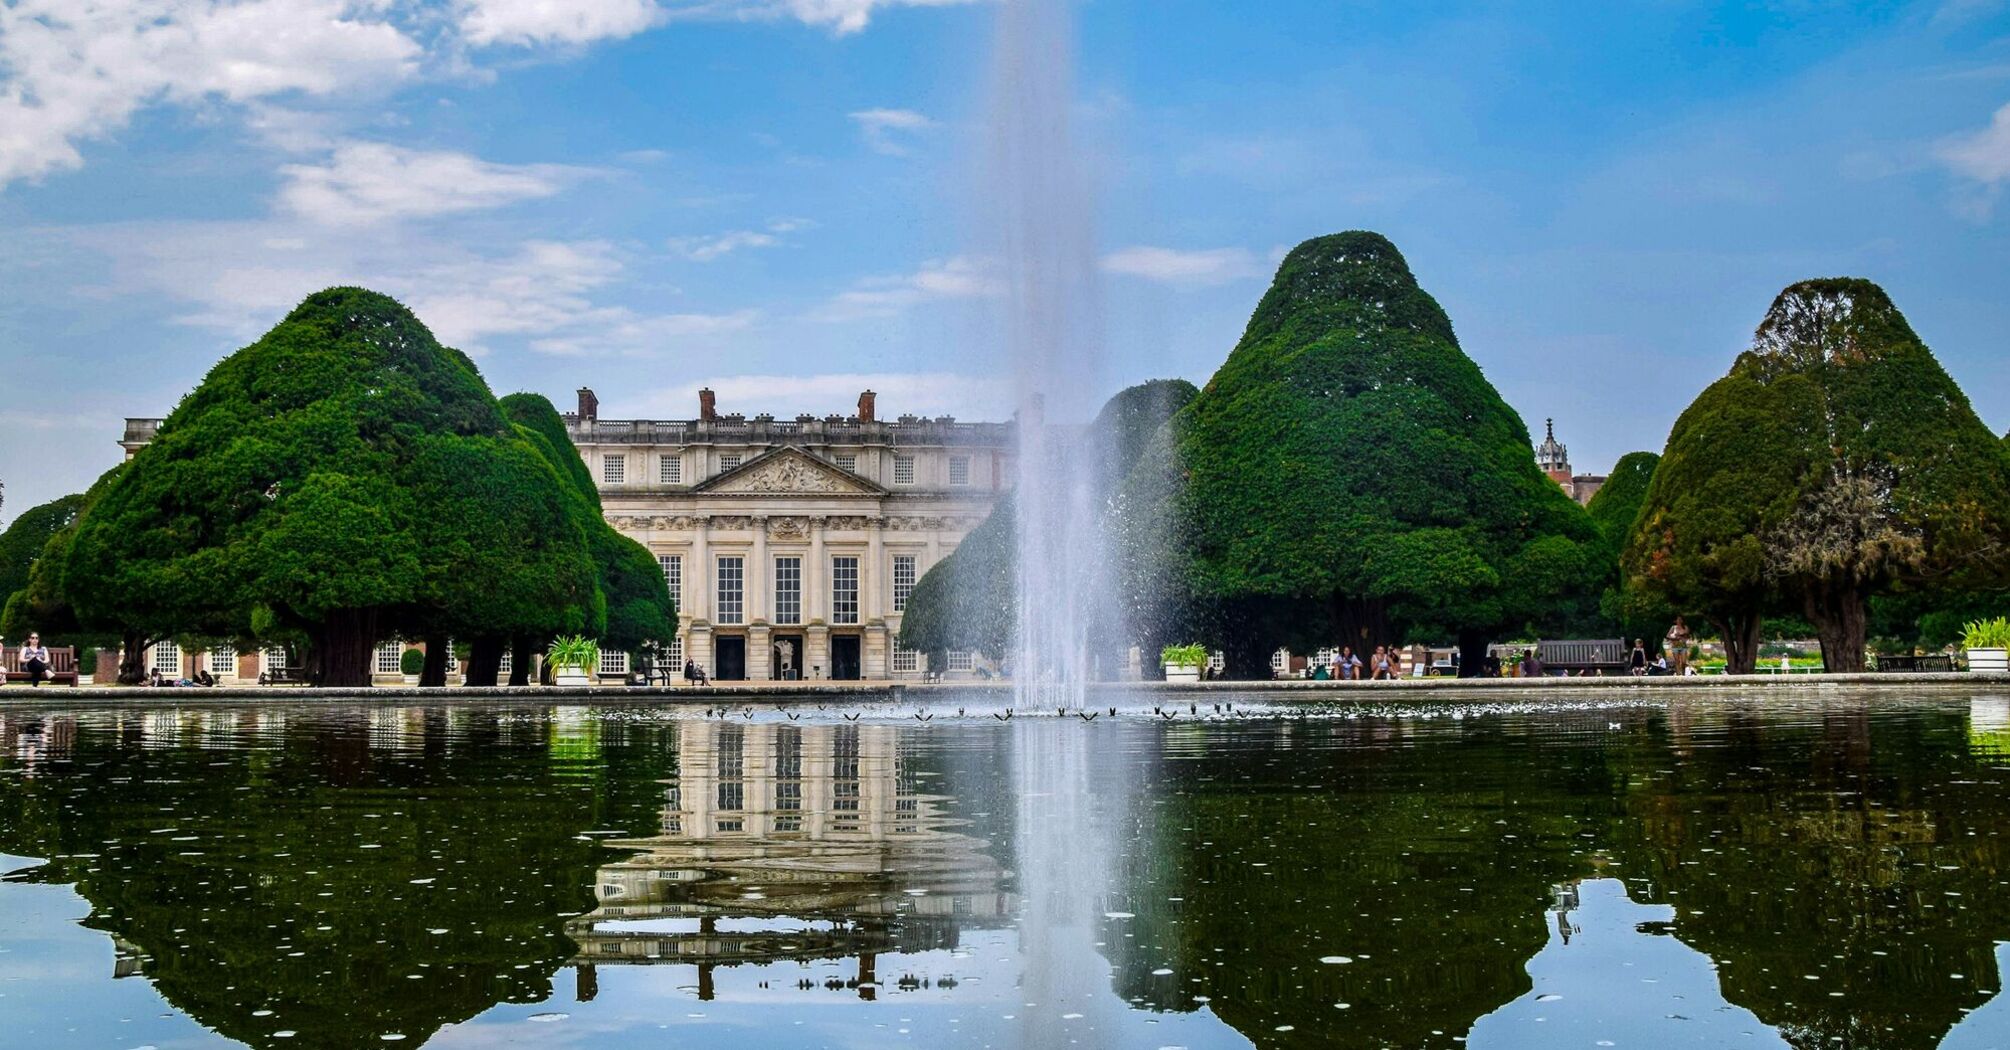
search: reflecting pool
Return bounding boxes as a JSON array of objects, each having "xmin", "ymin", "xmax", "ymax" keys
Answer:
[{"xmin": 2, "ymin": 691, "xmax": 2009, "ymax": 1048}]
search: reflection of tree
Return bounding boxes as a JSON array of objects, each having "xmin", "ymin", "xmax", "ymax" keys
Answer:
[
  {"xmin": 1613, "ymin": 701, "xmax": 2007, "ymax": 1050},
  {"xmin": 1104, "ymin": 717, "xmax": 1624, "ymax": 1049},
  {"xmin": 0, "ymin": 707, "xmax": 674, "ymax": 1050}
]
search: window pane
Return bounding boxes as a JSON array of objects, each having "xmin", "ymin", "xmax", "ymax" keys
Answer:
[
  {"xmin": 376, "ymin": 643, "xmax": 402, "ymax": 674},
  {"xmin": 835, "ymin": 453, "xmax": 857, "ymax": 472},
  {"xmin": 831, "ymin": 556, "xmax": 859, "ymax": 625},
  {"xmin": 602, "ymin": 454, "xmax": 626, "ymax": 483},
  {"xmin": 263, "ymin": 647, "xmax": 289, "ymax": 671},
  {"xmin": 946, "ymin": 650, "xmax": 972, "ymax": 672},
  {"xmin": 151, "ymin": 641, "xmax": 181, "ymax": 675},
  {"xmin": 658, "ymin": 554, "xmax": 682, "ymax": 605},
  {"xmin": 717, "ymin": 557, "xmax": 745, "ymax": 624},
  {"xmin": 598, "ymin": 650, "xmax": 629, "ymax": 675},
  {"xmin": 774, "ymin": 557, "xmax": 802, "ymax": 625},
  {"xmin": 892, "ymin": 555, "xmax": 916, "ymax": 612},
  {"xmin": 660, "ymin": 454, "xmax": 682, "ymax": 484},
  {"xmin": 949, "ymin": 456, "xmax": 970, "ymax": 486},
  {"xmin": 209, "ymin": 645, "xmax": 236, "ymax": 675},
  {"xmin": 892, "ymin": 648, "xmax": 919, "ymax": 673},
  {"xmin": 893, "ymin": 456, "xmax": 914, "ymax": 485},
  {"xmin": 720, "ymin": 453, "xmax": 741, "ymax": 472}
]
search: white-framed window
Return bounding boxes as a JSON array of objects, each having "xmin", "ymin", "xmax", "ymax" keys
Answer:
[
  {"xmin": 376, "ymin": 643, "xmax": 403, "ymax": 674},
  {"xmin": 831, "ymin": 556, "xmax": 859, "ymax": 625},
  {"xmin": 716, "ymin": 556, "xmax": 745, "ymax": 625},
  {"xmin": 208, "ymin": 645, "xmax": 236, "ymax": 676},
  {"xmin": 1207, "ymin": 651, "xmax": 1226, "ymax": 672},
  {"xmin": 835, "ymin": 453, "xmax": 858, "ymax": 473},
  {"xmin": 664, "ymin": 636, "xmax": 683, "ymax": 670},
  {"xmin": 602, "ymin": 454, "xmax": 626, "ymax": 484},
  {"xmin": 498, "ymin": 649, "xmax": 513, "ymax": 676},
  {"xmin": 151, "ymin": 640, "xmax": 181, "ymax": 676},
  {"xmin": 658, "ymin": 554, "xmax": 682, "ymax": 605},
  {"xmin": 946, "ymin": 650, "xmax": 973, "ymax": 672},
  {"xmin": 660, "ymin": 454, "xmax": 682, "ymax": 484},
  {"xmin": 1271, "ymin": 649, "xmax": 1289, "ymax": 671},
  {"xmin": 892, "ymin": 648, "xmax": 919, "ymax": 674},
  {"xmin": 598, "ymin": 650, "xmax": 629, "ymax": 676},
  {"xmin": 893, "ymin": 455, "xmax": 915, "ymax": 485},
  {"xmin": 948, "ymin": 456, "xmax": 970, "ymax": 486},
  {"xmin": 774, "ymin": 557, "xmax": 802, "ymax": 625},
  {"xmin": 720, "ymin": 453, "xmax": 742, "ymax": 472},
  {"xmin": 263, "ymin": 647, "xmax": 289, "ymax": 671},
  {"xmin": 892, "ymin": 555, "xmax": 916, "ymax": 612}
]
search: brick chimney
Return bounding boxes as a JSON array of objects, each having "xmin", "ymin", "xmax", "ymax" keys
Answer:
[
  {"xmin": 576, "ymin": 387, "xmax": 599, "ymax": 421},
  {"xmin": 857, "ymin": 389, "xmax": 877, "ymax": 422},
  {"xmin": 698, "ymin": 387, "xmax": 717, "ymax": 422}
]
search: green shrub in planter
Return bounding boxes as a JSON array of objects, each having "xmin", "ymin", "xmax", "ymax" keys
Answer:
[
  {"xmin": 1160, "ymin": 643, "xmax": 1209, "ymax": 668},
  {"xmin": 400, "ymin": 648, "xmax": 424, "ymax": 677},
  {"xmin": 546, "ymin": 635, "xmax": 600, "ymax": 676},
  {"xmin": 1963, "ymin": 618, "xmax": 2010, "ymax": 650}
]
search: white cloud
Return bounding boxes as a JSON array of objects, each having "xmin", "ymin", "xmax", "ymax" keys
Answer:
[
  {"xmin": 458, "ymin": 0, "xmax": 663, "ymax": 47},
  {"xmin": 1940, "ymin": 101, "xmax": 2010, "ymax": 185},
  {"xmin": 634, "ymin": 371, "xmax": 1011, "ymax": 420},
  {"xmin": 665, "ymin": 0, "xmax": 981, "ymax": 36},
  {"xmin": 849, "ymin": 107, "xmax": 935, "ymax": 155},
  {"xmin": 812, "ymin": 256, "xmax": 1001, "ymax": 321},
  {"xmin": 1101, "ymin": 246, "xmax": 1267, "ymax": 287},
  {"xmin": 277, "ymin": 141, "xmax": 582, "ymax": 224},
  {"xmin": 0, "ymin": 0, "xmax": 421, "ymax": 187},
  {"xmin": 667, "ymin": 217, "xmax": 814, "ymax": 260}
]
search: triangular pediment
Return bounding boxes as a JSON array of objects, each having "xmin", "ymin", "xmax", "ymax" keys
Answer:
[{"xmin": 697, "ymin": 446, "xmax": 884, "ymax": 496}]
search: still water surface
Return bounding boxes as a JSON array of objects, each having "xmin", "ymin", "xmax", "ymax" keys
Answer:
[{"xmin": 1, "ymin": 691, "xmax": 2008, "ymax": 1049}]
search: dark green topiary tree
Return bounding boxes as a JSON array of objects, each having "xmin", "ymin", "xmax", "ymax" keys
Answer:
[
  {"xmin": 896, "ymin": 379, "xmax": 1196, "ymax": 668},
  {"xmin": 2, "ymin": 466, "xmax": 148, "ymax": 680},
  {"xmin": 1583, "ymin": 452, "xmax": 1671, "ymax": 646},
  {"xmin": 1626, "ymin": 279, "xmax": 2010, "ymax": 673},
  {"xmin": 0, "ymin": 492, "xmax": 85, "ymax": 616},
  {"xmin": 1120, "ymin": 232, "xmax": 1602, "ymax": 677},
  {"xmin": 61, "ymin": 288, "xmax": 604, "ymax": 686}
]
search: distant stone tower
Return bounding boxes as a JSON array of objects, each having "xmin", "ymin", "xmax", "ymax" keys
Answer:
[{"xmin": 1536, "ymin": 418, "xmax": 1571, "ymax": 486}]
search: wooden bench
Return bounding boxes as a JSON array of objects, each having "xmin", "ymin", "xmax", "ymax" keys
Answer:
[
  {"xmin": 1489, "ymin": 640, "xmax": 1631, "ymax": 676},
  {"xmin": 258, "ymin": 665, "xmax": 310, "ymax": 686},
  {"xmin": 2, "ymin": 647, "xmax": 79, "ymax": 686},
  {"xmin": 1876, "ymin": 654, "xmax": 1954, "ymax": 673}
]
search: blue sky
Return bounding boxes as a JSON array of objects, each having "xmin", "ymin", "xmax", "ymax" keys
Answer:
[{"xmin": 2, "ymin": 0, "xmax": 2008, "ymax": 514}]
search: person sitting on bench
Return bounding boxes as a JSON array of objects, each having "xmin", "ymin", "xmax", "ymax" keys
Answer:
[{"xmin": 18, "ymin": 633, "xmax": 50, "ymax": 687}]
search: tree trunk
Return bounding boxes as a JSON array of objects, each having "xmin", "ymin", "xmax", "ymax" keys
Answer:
[
  {"xmin": 1714, "ymin": 610, "xmax": 1764, "ymax": 676},
  {"xmin": 464, "ymin": 635, "xmax": 506, "ymax": 688},
  {"xmin": 1456, "ymin": 628, "xmax": 1491, "ymax": 678},
  {"xmin": 419, "ymin": 632, "xmax": 450, "ymax": 687},
  {"xmin": 1330, "ymin": 595, "xmax": 1392, "ymax": 656},
  {"xmin": 117, "ymin": 630, "xmax": 152, "ymax": 685},
  {"xmin": 1805, "ymin": 581, "xmax": 1869, "ymax": 674},
  {"xmin": 312, "ymin": 608, "xmax": 378, "ymax": 687},
  {"xmin": 509, "ymin": 635, "xmax": 536, "ymax": 687}
]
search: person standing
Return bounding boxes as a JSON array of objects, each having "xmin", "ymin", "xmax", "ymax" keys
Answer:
[
  {"xmin": 18, "ymin": 633, "xmax": 51, "ymax": 687},
  {"xmin": 1628, "ymin": 639, "xmax": 1649, "ymax": 677},
  {"xmin": 1665, "ymin": 617, "xmax": 1692, "ymax": 675}
]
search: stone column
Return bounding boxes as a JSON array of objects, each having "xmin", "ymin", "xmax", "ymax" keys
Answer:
[
  {"xmin": 807, "ymin": 624, "xmax": 831, "ymax": 682},
  {"xmin": 807, "ymin": 516, "xmax": 827, "ymax": 625},
  {"xmin": 748, "ymin": 623, "xmax": 772, "ymax": 682},
  {"xmin": 689, "ymin": 622, "xmax": 715, "ymax": 683},
  {"xmin": 865, "ymin": 517, "xmax": 885, "ymax": 622},
  {"xmin": 864, "ymin": 623, "xmax": 888, "ymax": 680},
  {"xmin": 751, "ymin": 516, "xmax": 770, "ymax": 625},
  {"xmin": 691, "ymin": 516, "xmax": 711, "ymax": 625}
]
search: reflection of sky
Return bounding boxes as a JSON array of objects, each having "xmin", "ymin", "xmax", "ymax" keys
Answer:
[
  {"xmin": 1941, "ymin": 944, "xmax": 2010, "ymax": 1050},
  {"xmin": 1468, "ymin": 879, "xmax": 1789, "ymax": 1049},
  {"xmin": 427, "ymin": 930, "xmax": 1253, "ymax": 1050}
]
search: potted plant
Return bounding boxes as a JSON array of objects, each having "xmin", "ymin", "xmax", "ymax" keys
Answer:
[
  {"xmin": 1161, "ymin": 643, "xmax": 1208, "ymax": 683},
  {"xmin": 399, "ymin": 647, "xmax": 424, "ymax": 685},
  {"xmin": 547, "ymin": 636, "xmax": 600, "ymax": 687},
  {"xmin": 1963, "ymin": 618, "xmax": 2010, "ymax": 674}
]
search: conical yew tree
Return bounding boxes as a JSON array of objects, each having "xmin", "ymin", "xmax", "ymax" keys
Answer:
[
  {"xmin": 1120, "ymin": 231, "xmax": 1601, "ymax": 677},
  {"xmin": 1627, "ymin": 278, "xmax": 2010, "ymax": 672},
  {"xmin": 64, "ymin": 287, "xmax": 604, "ymax": 686}
]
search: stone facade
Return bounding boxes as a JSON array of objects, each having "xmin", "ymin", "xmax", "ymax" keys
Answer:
[
  {"xmin": 1534, "ymin": 418, "xmax": 1606, "ymax": 507},
  {"xmin": 570, "ymin": 388, "xmax": 1012, "ymax": 681}
]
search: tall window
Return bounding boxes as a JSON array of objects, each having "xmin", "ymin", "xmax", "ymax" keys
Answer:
[
  {"xmin": 949, "ymin": 456, "xmax": 970, "ymax": 486},
  {"xmin": 773, "ymin": 557, "xmax": 802, "ymax": 625},
  {"xmin": 831, "ymin": 556, "xmax": 860, "ymax": 625},
  {"xmin": 660, "ymin": 454, "xmax": 682, "ymax": 484},
  {"xmin": 835, "ymin": 453, "xmax": 858, "ymax": 473},
  {"xmin": 892, "ymin": 555, "xmax": 916, "ymax": 612},
  {"xmin": 263, "ymin": 647, "xmax": 289, "ymax": 671},
  {"xmin": 598, "ymin": 650, "xmax": 629, "ymax": 676},
  {"xmin": 208, "ymin": 645, "xmax": 236, "ymax": 676},
  {"xmin": 893, "ymin": 455, "xmax": 915, "ymax": 485},
  {"xmin": 664, "ymin": 636, "xmax": 683, "ymax": 670},
  {"xmin": 658, "ymin": 554, "xmax": 682, "ymax": 605},
  {"xmin": 892, "ymin": 648, "xmax": 919, "ymax": 674},
  {"xmin": 151, "ymin": 640, "xmax": 181, "ymax": 675},
  {"xmin": 716, "ymin": 556, "xmax": 745, "ymax": 625},
  {"xmin": 720, "ymin": 453, "xmax": 742, "ymax": 472},
  {"xmin": 601, "ymin": 454, "xmax": 626, "ymax": 484},
  {"xmin": 498, "ymin": 649, "xmax": 513, "ymax": 676},
  {"xmin": 376, "ymin": 642, "xmax": 402, "ymax": 674}
]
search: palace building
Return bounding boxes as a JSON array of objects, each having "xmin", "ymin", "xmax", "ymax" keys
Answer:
[
  {"xmin": 567, "ymin": 387, "xmax": 1012, "ymax": 681},
  {"xmin": 1535, "ymin": 418, "xmax": 1606, "ymax": 506}
]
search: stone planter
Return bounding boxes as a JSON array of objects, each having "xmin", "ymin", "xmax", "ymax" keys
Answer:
[
  {"xmin": 1164, "ymin": 665, "xmax": 1202, "ymax": 683},
  {"xmin": 1970, "ymin": 648, "xmax": 2008, "ymax": 674},
  {"xmin": 553, "ymin": 666, "xmax": 591, "ymax": 687}
]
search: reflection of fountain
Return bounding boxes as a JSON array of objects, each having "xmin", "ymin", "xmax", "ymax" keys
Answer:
[{"xmin": 573, "ymin": 722, "xmax": 1011, "ymax": 1000}]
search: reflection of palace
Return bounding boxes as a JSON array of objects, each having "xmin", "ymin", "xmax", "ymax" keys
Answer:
[{"xmin": 567, "ymin": 722, "xmax": 1010, "ymax": 1000}]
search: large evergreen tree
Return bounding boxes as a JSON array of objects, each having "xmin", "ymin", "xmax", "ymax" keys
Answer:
[
  {"xmin": 1582, "ymin": 452, "xmax": 1669, "ymax": 645},
  {"xmin": 1627, "ymin": 279, "xmax": 2010, "ymax": 672},
  {"xmin": 61, "ymin": 288, "xmax": 604, "ymax": 686},
  {"xmin": 0, "ymin": 492, "xmax": 86, "ymax": 622},
  {"xmin": 1121, "ymin": 232, "xmax": 1601, "ymax": 676}
]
